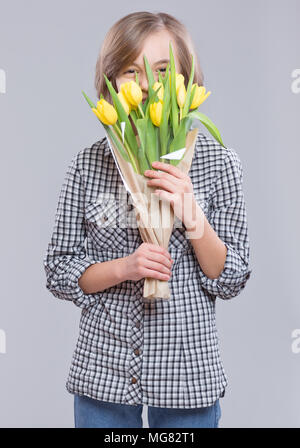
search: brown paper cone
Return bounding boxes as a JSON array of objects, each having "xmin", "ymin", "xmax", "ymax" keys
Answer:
[{"xmin": 106, "ymin": 127, "xmax": 199, "ymax": 300}]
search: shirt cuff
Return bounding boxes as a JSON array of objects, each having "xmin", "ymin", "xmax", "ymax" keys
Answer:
[
  {"xmin": 68, "ymin": 258, "xmax": 101, "ymax": 309},
  {"xmin": 196, "ymin": 242, "xmax": 252, "ymax": 300}
]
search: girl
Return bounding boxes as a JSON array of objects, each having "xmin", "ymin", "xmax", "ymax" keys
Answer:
[{"xmin": 43, "ymin": 11, "xmax": 252, "ymax": 428}]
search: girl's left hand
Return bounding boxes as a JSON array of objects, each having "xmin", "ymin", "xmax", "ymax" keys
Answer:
[{"xmin": 144, "ymin": 160, "xmax": 197, "ymax": 229}]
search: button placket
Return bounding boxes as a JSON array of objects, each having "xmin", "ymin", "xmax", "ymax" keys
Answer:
[{"xmin": 124, "ymin": 298, "xmax": 144, "ymax": 405}]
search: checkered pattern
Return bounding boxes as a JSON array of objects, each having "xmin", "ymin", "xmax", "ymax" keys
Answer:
[{"xmin": 43, "ymin": 130, "xmax": 252, "ymax": 408}]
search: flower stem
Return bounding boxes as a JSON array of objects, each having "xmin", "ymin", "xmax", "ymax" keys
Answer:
[
  {"xmin": 138, "ymin": 104, "xmax": 145, "ymax": 118},
  {"xmin": 112, "ymin": 124, "xmax": 139, "ymax": 173}
]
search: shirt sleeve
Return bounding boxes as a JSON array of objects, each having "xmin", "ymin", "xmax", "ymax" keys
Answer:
[
  {"xmin": 194, "ymin": 148, "xmax": 253, "ymax": 300},
  {"xmin": 43, "ymin": 151, "xmax": 100, "ymax": 310}
]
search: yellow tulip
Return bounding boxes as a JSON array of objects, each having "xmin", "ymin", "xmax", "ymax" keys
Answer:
[
  {"xmin": 190, "ymin": 84, "xmax": 211, "ymax": 109},
  {"xmin": 120, "ymin": 81, "xmax": 142, "ymax": 107},
  {"xmin": 92, "ymin": 107, "xmax": 102, "ymax": 121},
  {"xmin": 176, "ymin": 83, "xmax": 186, "ymax": 109},
  {"xmin": 152, "ymin": 82, "xmax": 164, "ymax": 101},
  {"xmin": 169, "ymin": 73, "xmax": 185, "ymax": 92},
  {"xmin": 150, "ymin": 101, "xmax": 163, "ymax": 127},
  {"xmin": 95, "ymin": 99, "xmax": 118, "ymax": 125},
  {"xmin": 117, "ymin": 90, "xmax": 131, "ymax": 115}
]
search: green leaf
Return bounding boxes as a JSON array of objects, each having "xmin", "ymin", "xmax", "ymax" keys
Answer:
[
  {"xmin": 182, "ymin": 53, "xmax": 195, "ymax": 118},
  {"xmin": 142, "ymin": 97, "xmax": 148, "ymax": 114},
  {"xmin": 146, "ymin": 118, "xmax": 159, "ymax": 166},
  {"xmin": 143, "ymin": 54, "xmax": 155, "ymax": 91},
  {"xmin": 169, "ymin": 42, "xmax": 179, "ymax": 136},
  {"xmin": 82, "ymin": 90, "xmax": 96, "ymax": 109},
  {"xmin": 159, "ymin": 68, "xmax": 171, "ymax": 156},
  {"xmin": 136, "ymin": 118, "xmax": 147, "ymax": 147},
  {"xmin": 129, "ymin": 108, "xmax": 138, "ymax": 128},
  {"xmin": 103, "ymin": 74, "xmax": 139, "ymax": 157},
  {"xmin": 144, "ymin": 83, "xmax": 163, "ymax": 118},
  {"xmin": 135, "ymin": 70, "xmax": 139, "ymax": 86},
  {"xmin": 136, "ymin": 118, "xmax": 151, "ymax": 174},
  {"xmin": 188, "ymin": 110, "xmax": 226, "ymax": 148},
  {"xmin": 104, "ymin": 125, "xmax": 131, "ymax": 164},
  {"xmin": 141, "ymin": 55, "xmax": 163, "ymax": 114},
  {"xmin": 161, "ymin": 63, "xmax": 170, "ymax": 88},
  {"xmin": 169, "ymin": 116, "xmax": 192, "ymax": 152},
  {"xmin": 187, "ymin": 84, "xmax": 197, "ymax": 111},
  {"xmin": 155, "ymin": 125, "xmax": 161, "ymax": 162},
  {"xmin": 168, "ymin": 116, "xmax": 194, "ymax": 166}
]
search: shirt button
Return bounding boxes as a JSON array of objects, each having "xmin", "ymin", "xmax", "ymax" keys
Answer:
[
  {"xmin": 101, "ymin": 215, "xmax": 108, "ymax": 223},
  {"xmin": 131, "ymin": 377, "xmax": 137, "ymax": 384},
  {"xmin": 134, "ymin": 348, "xmax": 140, "ymax": 356},
  {"xmin": 127, "ymin": 203, "xmax": 134, "ymax": 211},
  {"xmin": 135, "ymin": 322, "xmax": 140, "ymax": 328}
]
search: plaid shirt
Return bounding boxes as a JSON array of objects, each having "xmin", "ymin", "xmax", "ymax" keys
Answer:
[{"xmin": 43, "ymin": 130, "xmax": 252, "ymax": 408}]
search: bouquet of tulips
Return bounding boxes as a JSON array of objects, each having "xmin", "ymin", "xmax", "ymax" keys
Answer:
[{"xmin": 83, "ymin": 42, "xmax": 225, "ymax": 300}]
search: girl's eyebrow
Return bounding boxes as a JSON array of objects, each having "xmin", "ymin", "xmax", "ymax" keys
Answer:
[{"xmin": 130, "ymin": 59, "xmax": 170, "ymax": 68}]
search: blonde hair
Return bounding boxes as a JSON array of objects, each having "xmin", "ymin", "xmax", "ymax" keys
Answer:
[{"xmin": 94, "ymin": 11, "xmax": 204, "ymax": 102}]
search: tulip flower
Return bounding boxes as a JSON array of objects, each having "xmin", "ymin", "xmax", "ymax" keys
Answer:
[
  {"xmin": 121, "ymin": 81, "xmax": 143, "ymax": 107},
  {"xmin": 190, "ymin": 85, "xmax": 211, "ymax": 109},
  {"xmin": 94, "ymin": 98, "xmax": 118, "ymax": 125},
  {"xmin": 91, "ymin": 107, "xmax": 101, "ymax": 121},
  {"xmin": 120, "ymin": 81, "xmax": 144, "ymax": 118},
  {"xmin": 150, "ymin": 101, "xmax": 163, "ymax": 127},
  {"xmin": 169, "ymin": 73, "xmax": 185, "ymax": 93},
  {"xmin": 177, "ymin": 83, "xmax": 186, "ymax": 108},
  {"xmin": 117, "ymin": 90, "xmax": 131, "ymax": 115},
  {"xmin": 176, "ymin": 83, "xmax": 186, "ymax": 121},
  {"xmin": 153, "ymin": 81, "xmax": 164, "ymax": 101}
]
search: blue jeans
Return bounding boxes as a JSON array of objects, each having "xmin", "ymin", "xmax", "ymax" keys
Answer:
[{"xmin": 74, "ymin": 394, "xmax": 222, "ymax": 428}]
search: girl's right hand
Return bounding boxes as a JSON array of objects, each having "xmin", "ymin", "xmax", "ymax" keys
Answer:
[{"xmin": 123, "ymin": 243, "xmax": 174, "ymax": 282}]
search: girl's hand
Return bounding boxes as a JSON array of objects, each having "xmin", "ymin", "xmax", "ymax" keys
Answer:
[
  {"xmin": 144, "ymin": 161, "xmax": 197, "ymax": 229},
  {"xmin": 123, "ymin": 243, "xmax": 174, "ymax": 282}
]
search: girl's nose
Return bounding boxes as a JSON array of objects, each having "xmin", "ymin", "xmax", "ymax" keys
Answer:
[{"xmin": 138, "ymin": 72, "xmax": 149, "ymax": 92}]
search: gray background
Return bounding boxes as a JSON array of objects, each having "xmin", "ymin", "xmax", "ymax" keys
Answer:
[{"xmin": 0, "ymin": 0, "xmax": 299, "ymax": 428}]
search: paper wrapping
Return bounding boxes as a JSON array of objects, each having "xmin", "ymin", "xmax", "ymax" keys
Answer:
[{"xmin": 105, "ymin": 127, "xmax": 199, "ymax": 300}]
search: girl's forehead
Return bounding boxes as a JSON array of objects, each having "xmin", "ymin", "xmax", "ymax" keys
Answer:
[
  {"xmin": 127, "ymin": 57, "xmax": 170, "ymax": 68},
  {"xmin": 135, "ymin": 31, "xmax": 177, "ymax": 61}
]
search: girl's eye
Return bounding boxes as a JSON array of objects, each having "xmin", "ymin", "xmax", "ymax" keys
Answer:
[{"xmin": 124, "ymin": 67, "xmax": 167, "ymax": 74}]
